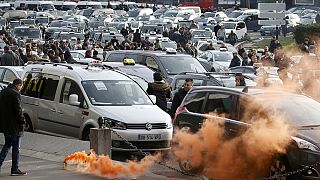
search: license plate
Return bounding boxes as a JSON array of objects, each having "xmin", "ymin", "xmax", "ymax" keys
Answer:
[
  {"xmin": 265, "ymin": 31, "xmax": 270, "ymax": 33},
  {"xmin": 138, "ymin": 134, "xmax": 161, "ymax": 140}
]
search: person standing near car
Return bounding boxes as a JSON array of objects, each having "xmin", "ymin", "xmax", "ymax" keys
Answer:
[
  {"xmin": 170, "ymin": 79, "xmax": 193, "ymax": 117},
  {"xmin": 147, "ymin": 72, "xmax": 172, "ymax": 112},
  {"xmin": 0, "ymin": 79, "xmax": 27, "ymax": 176},
  {"xmin": 228, "ymin": 30, "xmax": 238, "ymax": 46},
  {"xmin": 0, "ymin": 46, "xmax": 21, "ymax": 66}
]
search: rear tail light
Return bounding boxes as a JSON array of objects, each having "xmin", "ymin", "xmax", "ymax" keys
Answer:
[{"xmin": 172, "ymin": 106, "xmax": 186, "ymax": 125}]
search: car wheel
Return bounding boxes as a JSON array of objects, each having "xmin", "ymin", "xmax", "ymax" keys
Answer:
[
  {"xmin": 269, "ymin": 156, "xmax": 292, "ymax": 180},
  {"xmin": 178, "ymin": 159, "xmax": 204, "ymax": 174},
  {"xmin": 24, "ymin": 116, "xmax": 34, "ymax": 132}
]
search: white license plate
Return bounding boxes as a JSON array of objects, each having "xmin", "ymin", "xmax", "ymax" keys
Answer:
[
  {"xmin": 265, "ymin": 31, "xmax": 270, "ymax": 33},
  {"xmin": 138, "ymin": 134, "xmax": 161, "ymax": 140}
]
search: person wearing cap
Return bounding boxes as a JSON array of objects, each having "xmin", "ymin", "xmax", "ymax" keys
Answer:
[{"xmin": 146, "ymin": 72, "xmax": 172, "ymax": 112}]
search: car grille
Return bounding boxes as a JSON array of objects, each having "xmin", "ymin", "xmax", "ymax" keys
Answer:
[
  {"xmin": 112, "ymin": 140, "xmax": 171, "ymax": 150},
  {"xmin": 126, "ymin": 123, "xmax": 167, "ymax": 130}
]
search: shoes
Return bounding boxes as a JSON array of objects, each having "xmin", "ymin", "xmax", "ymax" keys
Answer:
[{"xmin": 11, "ymin": 169, "xmax": 27, "ymax": 176}]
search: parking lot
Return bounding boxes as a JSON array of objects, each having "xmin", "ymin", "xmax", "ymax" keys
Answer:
[{"xmin": 0, "ymin": 1, "xmax": 320, "ymax": 179}]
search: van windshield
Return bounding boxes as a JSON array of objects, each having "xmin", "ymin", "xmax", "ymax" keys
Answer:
[
  {"xmin": 159, "ymin": 56, "xmax": 207, "ymax": 75},
  {"xmin": 222, "ymin": 23, "xmax": 236, "ymax": 29},
  {"xmin": 82, "ymin": 80, "xmax": 153, "ymax": 106}
]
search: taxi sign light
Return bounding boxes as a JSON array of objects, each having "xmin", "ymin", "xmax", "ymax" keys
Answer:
[{"xmin": 123, "ymin": 58, "xmax": 135, "ymax": 65}]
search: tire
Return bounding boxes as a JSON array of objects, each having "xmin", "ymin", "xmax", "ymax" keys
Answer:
[
  {"xmin": 269, "ymin": 156, "xmax": 292, "ymax": 180},
  {"xmin": 82, "ymin": 126, "xmax": 92, "ymax": 141},
  {"xmin": 178, "ymin": 159, "xmax": 204, "ymax": 174},
  {"xmin": 24, "ymin": 115, "xmax": 34, "ymax": 132}
]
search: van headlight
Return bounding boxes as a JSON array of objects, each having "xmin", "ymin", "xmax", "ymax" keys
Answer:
[
  {"xmin": 167, "ymin": 122, "xmax": 173, "ymax": 129},
  {"xmin": 292, "ymin": 137, "xmax": 320, "ymax": 152},
  {"xmin": 105, "ymin": 119, "xmax": 127, "ymax": 130}
]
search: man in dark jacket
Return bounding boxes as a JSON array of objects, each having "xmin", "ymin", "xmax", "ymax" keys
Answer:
[
  {"xmin": 170, "ymin": 78, "xmax": 193, "ymax": 117},
  {"xmin": 146, "ymin": 72, "xmax": 172, "ymax": 111},
  {"xmin": 133, "ymin": 29, "xmax": 141, "ymax": 44},
  {"xmin": 229, "ymin": 52, "xmax": 241, "ymax": 68},
  {"xmin": 0, "ymin": 79, "xmax": 27, "ymax": 176},
  {"xmin": 0, "ymin": 46, "xmax": 22, "ymax": 66}
]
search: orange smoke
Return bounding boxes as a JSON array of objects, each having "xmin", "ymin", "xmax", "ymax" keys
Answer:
[
  {"xmin": 64, "ymin": 150, "xmax": 159, "ymax": 179},
  {"xmin": 173, "ymin": 111, "xmax": 295, "ymax": 179}
]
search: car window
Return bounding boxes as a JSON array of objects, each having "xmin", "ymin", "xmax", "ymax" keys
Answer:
[
  {"xmin": 3, "ymin": 70, "xmax": 16, "ymax": 83},
  {"xmin": 146, "ymin": 56, "xmax": 159, "ymax": 71},
  {"xmin": 204, "ymin": 93, "xmax": 233, "ymax": 118},
  {"xmin": 199, "ymin": 52, "xmax": 208, "ymax": 59},
  {"xmin": 106, "ymin": 53, "xmax": 125, "ymax": 62},
  {"xmin": 60, "ymin": 78, "xmax": 84, "ymax": 105},
  {"xmin": 21, "ymin": 72, "xmax": 59, "ymax": 101},
  {"xmin": 183, "ymin": 92, "xmax": 207, "ymax": 113},
  {"xmin": 206, "ymin": 79, "xmax": 221, "ymax": 86},
  {"xmin": 0, "ymin": 68, "xmax": 5, "ymax": 80}
]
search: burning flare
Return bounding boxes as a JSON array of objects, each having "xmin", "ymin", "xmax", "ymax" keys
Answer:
[{"xmin": 64, "ymin": 150, "xmax": 159, "ymax": 179}]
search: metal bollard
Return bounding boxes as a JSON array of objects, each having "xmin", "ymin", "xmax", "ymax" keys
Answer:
[{"xmin": 89, "ymin": 117, "xmax": 112, "ymax": 157}]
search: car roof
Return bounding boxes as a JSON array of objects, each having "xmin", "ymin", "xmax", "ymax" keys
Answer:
[
  {"xmin": 103, "ymin": 62, "xmax": 148, "ymax": 68},
  {"xmin": 23, "ymin": 63, "xmax": 131, "ymax": 81},
  {"xmin": 106, "ymin": 50, "xmax": 193, "ymax": 57},
  {"xmin": 0, "ymin": 66, "xmax": 25, "ymax": 72},
  {"xmin": 190, "ymin": 86, "xmax": 299, "ymax": 97}
]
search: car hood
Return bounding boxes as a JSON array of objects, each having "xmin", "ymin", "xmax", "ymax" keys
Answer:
[
  {"xmin": 94, "ymin": 105, "xmax": 171, "ymax": 124},
  {"xmin": 296, "ymin": 128, "xmax": 320, "ymax": 146}
]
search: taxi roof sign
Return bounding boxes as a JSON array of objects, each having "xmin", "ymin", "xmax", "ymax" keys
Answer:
[{"xmin": 123, "ymin": 58, "xmax": 135, "ymax": 65}]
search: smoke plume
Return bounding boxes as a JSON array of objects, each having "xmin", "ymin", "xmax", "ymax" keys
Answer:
[
  {"xmin": 173, "ymin": 100, "xmax": 295, "ymax": 179},
  {"xmin": 64, "ymin": 150, "xmax": 159, "ymax": 179}
]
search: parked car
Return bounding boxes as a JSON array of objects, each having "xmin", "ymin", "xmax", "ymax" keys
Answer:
[
  {"xmin": 103, "ymin": 50, "xmax": 207, "ymax": 83},
  {"xmin": 197, "ymin": 50, "xmax": 242, "ymax": 72},
  {"xmin": 21, "ymin": 63, "xmax": 173, "ymax": 151},
  {"xmin": 174, "ymin": 86, "xmax": 320, "ymax": 179},
  {"xmin": 0, "ymin": 66, "xmax": 24, "ymax": 89}
]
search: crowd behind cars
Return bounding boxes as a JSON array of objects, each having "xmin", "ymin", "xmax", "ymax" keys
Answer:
[{"xmin": 1, "ymin": 2, "xmax": 320, "ymax": 178}]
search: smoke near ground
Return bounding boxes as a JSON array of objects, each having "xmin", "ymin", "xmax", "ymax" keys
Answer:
[
  {"xmin": 64, "ymin": 150, "xmax": 159, "ymax": 179},
  {"xmin": 173, "ymin": 102, "xmax": 295, "ymax": 179}
]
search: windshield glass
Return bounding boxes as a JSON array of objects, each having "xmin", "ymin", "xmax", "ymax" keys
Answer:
[
  {"xmin": 228, "ymin": 11, "xmax": 243, "ymax": 18},
  {"xmin": 258, "ymin": 95, "xmax": 320, "ymax": 126},
  {"xmin": 214, "ymin": 52, "xmax": 233, "ymax": 61},
  {"xmin": 141, "ymin": 25, "xmax": 164, "ymax": 34},
  {"xmin": 82, "ymin": 80, "xmax": 152, "ymax": 106},
  {"xmin": 159, "ymin": 56, "xmax": 207, "ymax": 75},
  {"xmin": 222, "ymin": 23, "xmax": 236, "ymax": 29},
  {"xmin": 14, "ymin": 28, "xmax": 41, "ymax": 38},
  {"xmin": 164, "ymin": 11, "xmax": 178, "ymax": 17},
  {"xmin": 20, "ymin": 19, "xmax": 36, "ymax": 25},
  {"xmin": 136, "ymin": 16, "xmax": 150, "ymax": 21},
  {"xmin": 160, "ymin": 41, "xmax": 177, "ymax": 49},
  {"xmin": 40, "ymin": 4, "xmax": 54, "ymax": 10},
  {"xmin": 192, "ymin": 31, "xmax": 212, "ymax": 38},
  {"xmin": 36, "ymin": 18, "xmax": 49, "ymax": 24},
  {"xmin": 236, "ymin": 15, "xmax": 249, "ymax": 21}
]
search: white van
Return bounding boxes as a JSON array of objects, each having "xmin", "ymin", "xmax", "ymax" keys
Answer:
[
  {"xmin": 222, "ymin": 21, "xmax": 247, "ymax": 39},
  {"xmin": 138, "ymin": 8, "xmax": 154, "ymax": 16},
  {"xmin": 178, "ymin": 6, "xmax": 201, "ymax": 17},
  {"xmin": 21, "ymin": 63, "xmax": 173, "ymax": 151},
  {"xmin": 285, "ymin": 13, "xmax": 301, "ymax": 26}
]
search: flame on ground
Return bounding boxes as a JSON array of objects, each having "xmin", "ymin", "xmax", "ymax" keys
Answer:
[{"xmin": 64, "ymin": 150, "xmax": 159, "ymax": 179}]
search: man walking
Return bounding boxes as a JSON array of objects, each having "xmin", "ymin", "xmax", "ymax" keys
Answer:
[
  {"xmin": 146, "ymin": 72, "xmax": 172, "ymax": 112},
  {"xmin": 170, "ymin": 78, "xmax": 193, "ymax": 117},
  {"xmin": 0, "ymin": 78, "xmax": 27, "ymax": 176}
]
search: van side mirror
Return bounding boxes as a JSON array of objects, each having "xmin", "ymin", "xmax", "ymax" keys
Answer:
[
  {"xmin": 149, "ymin": 95, "xmax": 157, "ymax": 104},
  {"xmin": 69, "ymin": 94, "xmax": 81, "ymax": 106}
]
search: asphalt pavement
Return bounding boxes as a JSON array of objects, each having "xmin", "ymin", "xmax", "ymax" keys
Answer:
[{"xmin": 0, "ymin": 133, "xmax": 196, "ymax": 180}]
